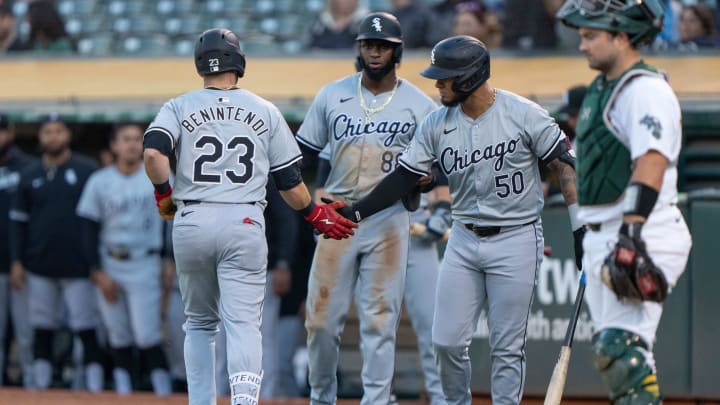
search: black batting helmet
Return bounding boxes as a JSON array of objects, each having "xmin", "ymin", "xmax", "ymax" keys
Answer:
[
  {"xmin": 356, "ymin": 12, "xmax": 403, "ymax": 63},
  {"xmin": 421, "ymin": 35, "xmax": 490, "ymax": 96},
  {"xmin": 194, "ymin": 28, "xmax": 246, "ymax": 77}
]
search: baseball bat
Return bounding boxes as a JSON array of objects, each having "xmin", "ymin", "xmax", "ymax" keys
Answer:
[
  {"xmin": 543, "ymin": 271, "xmax": 586, "ymax": 405},
  {"xmin": 409, "ymin": 223, "xmax": 450, "ymax": 241}
]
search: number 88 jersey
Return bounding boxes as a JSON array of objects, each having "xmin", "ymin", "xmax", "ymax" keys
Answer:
[
  {"xmin": 296, "ymin": 74, "xmax": 437, "ymax": 201},
  {"xmin": 145, "ymin": 88, "xmax": 302, "ymax": 203}
]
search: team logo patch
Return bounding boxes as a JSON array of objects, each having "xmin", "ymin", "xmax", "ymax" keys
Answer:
[
  {"xmin": 372, "ymin": 17, "xmax": 382, "ymax": 32},
  {"xmin": 65, "ymin": 168, "xmax": 77, "ymax": 185},
  {"xmin": 639, "ymin": 114, "xmax": 662, "ymax": 139}
]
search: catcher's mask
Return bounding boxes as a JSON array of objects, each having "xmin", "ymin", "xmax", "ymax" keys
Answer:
[
  {"xmin": 195, "ymin": 28, "xmax": 246, "ymax": 77},
  {"xmin": 421, "ymin": 35, "xmax": 490, "ymax": 97},
  {"xmin": 556, "ymin": 0, "xmax": 665, "ymax": 46}
]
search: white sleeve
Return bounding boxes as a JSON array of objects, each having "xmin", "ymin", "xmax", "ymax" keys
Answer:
[
  {"xmin": 398, "ymin": 115, "xmax": 437, "ymax": 176},
  {"xmin": 145, "ymin": 99, "xmax": 182, "ymax": 150},
  {"xmin": 76, "ymin": 173, "xmax": 102, "ymax": 221},
  {"xmin": 611, "ymin": 76, "xmax": 682, "ymax": 163},
  {"xmin": 295, "ymin": 86, "xmax": 330, "ymax": 151}
]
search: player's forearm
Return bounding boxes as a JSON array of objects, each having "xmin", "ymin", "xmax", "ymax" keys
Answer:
[
  {"xmin": 353, "ymin": 166, "xmax": 421, "ymax": 220},
  {"xmin": 143, "ymin": 148, "xmax": 171, "ymax": 185},
  {"xmin": 279, "ymin": 182, "xmax": 313, "ymax": 211},
  {"xmin": 8, "ymin": 219, "xmax": 26, "ymax": 263},
  {"xmin": 80, "ymin": 218, "xmax": 101, "ymax": 271},
  {"xmin": 624, "ymin": 150, "xmax": 668, "ymax": 223},
  {"xmin": 630, "ymin": 151, "xmax": 667, "ymax": 191},
  {"xmin": 548, "ymin": 159, "xmax": 578, "ymax": 206}
]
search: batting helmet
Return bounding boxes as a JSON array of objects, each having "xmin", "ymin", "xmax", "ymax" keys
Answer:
[
  {"xmin": 421, "ymin": 35, "xmax": 490, "ymax": 96},
  {"xmin": 356, "ymin": 12, "xmax": 403, "ymax": 63},
  {"xmin": 556, "ymin": 0, "xmax": 664, "ymax": 46},
  {"xmin": 194, "ymin": 28, "xmax": 246, "ymax": 77}
]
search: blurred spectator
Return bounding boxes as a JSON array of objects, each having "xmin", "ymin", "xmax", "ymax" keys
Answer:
[
  {"xmin": 503, "ymin": 0, "xmax": 557, "ymax": 49},
  {"xmin": 677, "ymin": 4, "xmax": 717, "ymax": 49},
  {"xmin": 26, "ymin": 0, "xmax": 76, "ymax": 52},
  {"xmin": 0, "ymin": 3, "xmax": 26, "ymax": 52},
  {"xmin": 390, "ymin": 0, "xmax": 432, "ymax": 49},
  {"xmin": 308, "ymin": 0, "xmax": 368, "ymax": 49},
  {"xmin": 452, "ymin": 1, "xmax": 502, "ymax": 48},
  {"xmin": 425, "ymin": 0, "xmax": 465, "ymax": 47}
]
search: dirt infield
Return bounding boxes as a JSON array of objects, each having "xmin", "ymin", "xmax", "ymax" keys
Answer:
[{"xmin": 0, "ymin": 389, "xmax": 717, "ymax": 405}]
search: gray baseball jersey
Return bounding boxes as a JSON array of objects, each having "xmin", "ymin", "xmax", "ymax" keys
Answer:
[
  {"xmin": 297, "ymin": 73, "xmax": 437, "ymax": 199},
  {"xmin": 399, "ymin": 89, "xmax": 565, "ymax": 226},
  {"xmin": 76, "ymin": 165, "xmax": 162, "ymax": 252},
  {"xmin": 145, "ymin": 88, "xmax": 302, "ymax": 203}
]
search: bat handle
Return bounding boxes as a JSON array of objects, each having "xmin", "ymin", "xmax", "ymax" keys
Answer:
[{"xmin": 563, "ymin": 271, "xmax": 586, "ymax": 348}]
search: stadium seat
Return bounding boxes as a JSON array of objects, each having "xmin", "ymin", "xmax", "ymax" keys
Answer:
[
  {"xmin": 121, "ymin": 34, "xmax": 171, "ymax": 55},
  {"xmin": 58, "ymin": 0, "xmax": 98, "ymax": 17},
  {"xmin": 77, "ymin": 33, "xmax": 114, "ymax": 55}
]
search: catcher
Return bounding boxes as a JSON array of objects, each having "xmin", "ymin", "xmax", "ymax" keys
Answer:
[{"xmin": 557, "ymin": 1, "xmax": 692, "ymax": 404}]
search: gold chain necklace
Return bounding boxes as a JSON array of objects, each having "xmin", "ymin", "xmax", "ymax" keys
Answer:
[{"xmin": 357, "ymin": 73, "xmax": 399, "ymax": 123}]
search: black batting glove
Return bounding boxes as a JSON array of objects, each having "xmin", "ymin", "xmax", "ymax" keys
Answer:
[
  {"xmin": 321, "ymin": 197, "xmax": 360, "ymax": 222},
  {"xmin": 572, "ymin": 226, "xmax": 586, "ymax": 271}
]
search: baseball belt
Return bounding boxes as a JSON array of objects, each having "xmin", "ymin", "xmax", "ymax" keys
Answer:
[{"xmin": 464, "ymin": 219, "xmax": 537, "ymax": 237}]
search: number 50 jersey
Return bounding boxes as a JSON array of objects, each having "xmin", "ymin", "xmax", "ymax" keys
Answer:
[{"xmin": 146, "ymin": 88, "xmax": 302, "ymax": 203}]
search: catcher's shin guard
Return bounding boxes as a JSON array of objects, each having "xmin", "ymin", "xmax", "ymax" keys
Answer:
[{"xmin": 592, "ymin": 328, "xmax": 661, "ymax": 404}]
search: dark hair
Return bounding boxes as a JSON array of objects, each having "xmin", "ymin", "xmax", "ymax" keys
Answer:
[
  {"xmin": 0, "ymin": 4, "xmax": 13, "ymax": 16},
  {"xmin": 684, "ymin": 4, "xmax": 717, "ymax": 40},
  {"xmin": 109, "ymin": 122, "xmax": 144, "ymax": 143},
  {"xmin": 27, "ymin": 1, "xmax": 70, "ymax": 44}
]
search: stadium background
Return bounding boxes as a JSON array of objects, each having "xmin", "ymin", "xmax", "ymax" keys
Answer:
[{"xmin": 1, "ymin": 0, "xmax": 720, "ymax": 403}]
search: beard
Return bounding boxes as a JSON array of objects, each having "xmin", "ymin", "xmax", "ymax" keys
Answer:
[
  {"xmin": 0, "ymin": 142, "xmax": 11, "ymax": 158},
  {"xmin": 441, "ymin": 91, "xmax": 470, "ymax": 107},
  {"xmin": 357, "ymin": 56, "xmax": 394, "ymax": 81},
  {"xmin": 40, "ymin": 144, "xmax": 68, "ymax": 157}
]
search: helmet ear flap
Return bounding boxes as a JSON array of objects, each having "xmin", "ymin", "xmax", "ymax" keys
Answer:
[
  {"xmin": 393, "ymin": 44, "xmax": 403, "ymax": 64},
  {"xmin": 450, "ymin": 57, "xmax": 490, "ymax": 96}
]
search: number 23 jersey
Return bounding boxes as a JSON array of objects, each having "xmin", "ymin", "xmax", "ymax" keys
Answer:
[
  {"xmin": 296, "ymin": 73, "xmax": 437, "ymax": 201},
  {"xmin": 400, "ymin": 89, "xmax": 566, "ymax": 227},
  {"xmin": 146, "ymin": 88, "xmax": 302, "ymax": 203}
]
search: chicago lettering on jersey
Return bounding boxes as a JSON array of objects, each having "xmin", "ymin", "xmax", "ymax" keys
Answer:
[
  {"xmin": 440, "ymin": 137, "xmax": 520, "ymax": 174},
  {"xmin": 332, "ymin": 114, "xmax": 414, "ymax": 147},
  {"xmin": 181, "ymin": 106, "xmax": 269, "ymax": 136}
]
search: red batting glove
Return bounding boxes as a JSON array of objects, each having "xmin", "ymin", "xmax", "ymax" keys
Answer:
[
  {"xmin": 154, "ymin": 187, "xmax": 177, "ymax": 220},
  {"xmin": 304, "ymin": 201, "xmax": 358, "ymax": 240}
]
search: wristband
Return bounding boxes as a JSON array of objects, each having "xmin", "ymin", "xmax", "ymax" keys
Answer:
[
  {"xmin": 623, "ymin": 182, "xmax": 658, "ymax": 219},
  {"xmin": 153, "ymin": 181, "xmax": 171, "ymax": 194},
  {"xmin": 299, "ymin": 201, "xmax": 316, "ymax": 218},
  {"xmin": 567, "ymin": 203, "xmax": 581, "ymax": 231}
]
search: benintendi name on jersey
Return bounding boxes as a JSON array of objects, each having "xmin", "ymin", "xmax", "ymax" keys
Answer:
[{"xmin": 180, "ymin": 106, "xmax": 269, "ymax": 136}]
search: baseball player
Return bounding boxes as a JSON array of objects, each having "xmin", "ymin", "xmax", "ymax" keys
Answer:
[
  {"xmin": 557, "ymin": 1, "xmax": 692, "ymax": 403},
  {"xmin": 142, "ymin": 28, "xmax": 355, "ymax": 405},
  {"xmin": 9, "ymin": 114, "xmax": 103, "ymax": 392},
  {"xmin": 0, "ymin": 113, "xmax": 35, "ymax": 388},
  {"xmin": 314, "ymin": 149, "xmax": 449, "ymax": 405},
  {"xmin": 295, "ymin": 12, "xmax": 438, "ymax": 405},
  {"xmin": 336, "ymin": 36, "xmax": 584, "ymax": 405},
  {"xmin": 76, "ymin": 123, "xmax": 172, "ymax": 395}
]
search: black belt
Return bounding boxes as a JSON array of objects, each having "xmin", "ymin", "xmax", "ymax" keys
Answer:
[
  {"xmin": 107, "ymin": 247, "xmax": 161, "ymax": 261},
  {"xmin": 183, "ymin": 200, "xmax": 201, "ymax": 206},
  {"xmin": 464, "ymin": 219, "xmax": 537, "ymax": 237},
  {"xmin": 587, "ymin": 223, "xmax": 602, "ymax": 232}
]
